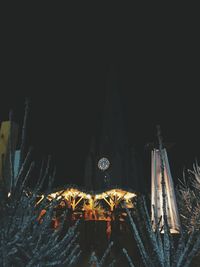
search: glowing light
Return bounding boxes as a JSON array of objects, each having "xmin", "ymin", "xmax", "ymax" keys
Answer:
[
  {"xmin": 36, "ymin": 194, "xmax": 45, "ymax": 205},
  {"xmin": 151, "ymin": 149, "xmax": 181, "ymax": 233},
  {"xmin": 98, "ymin": 157, "xmax": 110, "ymax": 171},
  {"xmin": 46, "ymin": 187, "xmax": 136, "ymax": 214}
]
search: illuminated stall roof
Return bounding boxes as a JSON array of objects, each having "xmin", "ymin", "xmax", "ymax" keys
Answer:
[
  {"xmin": 45, "ymin": 186, "xmax": 137, "ymax": 213},
  {"xmin": 47, "ymin": 187, "xmax": 136, "ymax": 201}
]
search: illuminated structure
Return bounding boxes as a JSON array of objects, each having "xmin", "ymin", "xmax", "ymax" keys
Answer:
[
  {"xmin": 0, "ymin": 121, "xmax": 19, "ymax": 191},
  {"xmin": 46, "ymin": 187, "xmax": 136, "ymax": 221},
  {"xmin": 0, "ymin": 66, "xmax": 180, "ymax": 236},
  {"xmin": 151, "ymin": 148, "xmax": 180, "ymax": 233},
  {"xmin": 46, "ymin": 66, "xmax": 143, "ymax": 223}
]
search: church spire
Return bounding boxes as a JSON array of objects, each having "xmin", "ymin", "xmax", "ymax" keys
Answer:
[
  {"xmin": 99, "ymin": 65, "xmax": 127, "ymax": 155},
  {"xmin": 84, "ymin": 65, "xmax": 142, "ymax": 193}
]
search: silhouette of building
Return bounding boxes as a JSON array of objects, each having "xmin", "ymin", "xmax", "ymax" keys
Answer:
[{"xmin": 84, "ymin": 65, "xmax": 143, "ymax": 194}]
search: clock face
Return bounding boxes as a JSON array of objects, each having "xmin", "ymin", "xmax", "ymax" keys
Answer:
[{"xmin": 98, "ymin": 157, "xmax": 110, "ymax": 171}]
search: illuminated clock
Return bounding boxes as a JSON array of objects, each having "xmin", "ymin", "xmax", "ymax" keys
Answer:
[{"xmin": 98, "ymin": 157, "xmax": 110, "ymax": 171}]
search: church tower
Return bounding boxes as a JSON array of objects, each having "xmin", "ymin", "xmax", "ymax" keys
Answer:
[{"xmin": 84, "ymin": 65, "xmax": 142, "ymax": 193}]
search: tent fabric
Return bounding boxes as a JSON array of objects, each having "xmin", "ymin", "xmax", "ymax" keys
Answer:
[{"xmin": 151, "ymin": 148, "xmax": 180, "ymax": 233}]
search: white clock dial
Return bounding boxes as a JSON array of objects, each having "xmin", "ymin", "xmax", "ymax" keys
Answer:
[{"xmin": 98, "ymin": 157, "xmax": 110, "ymax": 171}]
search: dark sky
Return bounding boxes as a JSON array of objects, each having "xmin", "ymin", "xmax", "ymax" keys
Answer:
[
  {"xmin": 1, "ymin": 12, "xmax": 200, "ymax": 190},
  {"xmin": 1, "ymin": 61, "xmax": 200, "ymax": 190}
]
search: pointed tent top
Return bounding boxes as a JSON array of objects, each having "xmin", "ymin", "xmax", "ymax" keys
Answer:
[
  {"xmin": 145, "ymin": 142, "xmax": 175, "ymax": 150},
  {"xmin": 145, "ymin": 125, "xmax": 175, "ymax": 150}
]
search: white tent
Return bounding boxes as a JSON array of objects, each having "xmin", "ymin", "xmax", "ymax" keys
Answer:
[{"xmin": 151, "ymin": 148, "xmax": 180, "ymax": 233}]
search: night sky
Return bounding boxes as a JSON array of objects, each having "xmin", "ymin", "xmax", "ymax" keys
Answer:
[
  {"xmin": 1, "ymin": 58, "xmax": 200, "ymax": 190},
  {"xmin": 1, "ymin": 14, "xmax": 200, "ymax": 267},
  {"xmin": 0, "ymin": 10, "xmax": 199, "ymax": 192}
]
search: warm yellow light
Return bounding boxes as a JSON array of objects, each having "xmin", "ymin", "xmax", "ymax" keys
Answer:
[
  {"xmin": 48, "ymin": 193, "xmax": 58, "ymax": 199},
  {"xmin": 48, "ymin": 188, "xmax": 136, "ymax": 201},
  {"xmin": 36, "ymin": 194, "xmax": 45, "ymax": 205},
  {"xmin": 41, "ymin": 187, "xmax": 137, "ymax": 221},
  {"xmin": 124, "ymin": 192, "xmax": 136, "ymax": 200}
]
